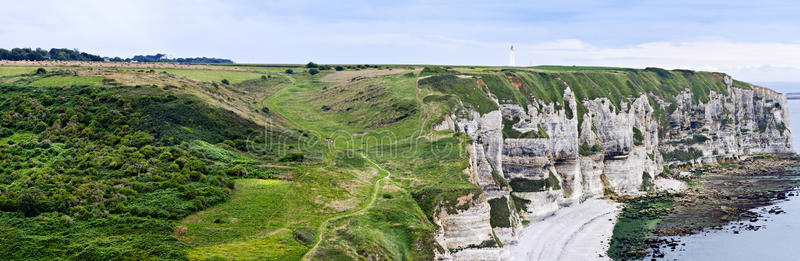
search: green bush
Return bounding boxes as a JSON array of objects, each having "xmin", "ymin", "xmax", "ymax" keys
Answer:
[
  {"xmin": 640, "ymin": 172, "xmax": 653, "ymax": 191},
  {"xmin": 420, "ymin": 66, "xmax": 448, "ymax": 76},
  {"xmin": 279, "ymin": 152, "xmax": 304, "ymax": 162},
  {"xmin": 488, "ymin": 197, "xmax": 511, "ymax": 227},
  {"xmin": 225, "ymin": 164, "xmax": 248, "ymax": 176},
  {"xmin": 633, "ymin": 127, "xmax": 644, "ymax": 146},
  {"xmin": 16, "ymin": 191, "xmax": 42, "ymax": 217},
  {"xmin": 308, "ymin": 68, "xmax": 320, "ymax": 75},
  {"xmin": 579, "ymin": 142, "xmax": 604, "ymax": 156},
  {"xmin": 692, "ymin": 134, "xmax": 709, "ymax": 143},
  {"xmin": 662, "ymin": 148, "xmax": 703, "ymax": 162},
  {"xmin": 334, "ymin": 152, "xmax": 365, "ymax": 168},
  {"xmin": 509, "ymin": 172, "xmax": 561, "ymax": 192}
]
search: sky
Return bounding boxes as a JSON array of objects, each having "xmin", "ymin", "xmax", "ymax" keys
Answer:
[{"xmin": 2, "ymin": 0, "xmax": 800, "ymax": 82}]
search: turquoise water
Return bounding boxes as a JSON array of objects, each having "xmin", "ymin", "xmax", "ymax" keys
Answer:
[{"xmin": 655, "ymin": 83, "xmax": 800, "ymax": 260}]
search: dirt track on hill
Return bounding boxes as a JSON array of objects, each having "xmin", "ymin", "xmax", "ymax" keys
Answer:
[{"xmin": 301, "ymin": 154, "xmax": 391, "ymax": 261}]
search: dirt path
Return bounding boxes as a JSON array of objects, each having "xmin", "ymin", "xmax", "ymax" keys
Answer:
[
  {"xmin": 510, "ymin": 199, "xmax": 620, "ymax": 261},
  {"xmin": 300, "ymin": 153, "xmax": 391, "ymax": 260}
]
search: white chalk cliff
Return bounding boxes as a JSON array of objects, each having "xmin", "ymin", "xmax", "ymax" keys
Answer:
[{"xmin": 431, "ymin": 73, "xmax": 792, "ymax": 260}]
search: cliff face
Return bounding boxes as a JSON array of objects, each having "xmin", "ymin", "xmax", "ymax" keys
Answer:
[{"xmin": 427, "ymin": 70, "xmax": 792, "ymax": 260}]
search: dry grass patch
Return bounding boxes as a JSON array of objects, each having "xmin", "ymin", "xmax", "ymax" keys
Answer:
[{"xmin": 320, "ymin": 68, "xmax": 415, "ymax": 82}]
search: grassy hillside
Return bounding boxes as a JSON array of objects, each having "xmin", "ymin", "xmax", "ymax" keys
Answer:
[
  {"xmin": 0, "ymin": 67, "xmax": 318, "ymax": 260},
  {"xmin": 0, "ymin": 63, "xmax": 760, "ymax": 260}
]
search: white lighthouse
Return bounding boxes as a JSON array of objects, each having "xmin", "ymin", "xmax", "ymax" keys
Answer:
[{"xmin": 509, "ymin": 45, "xmax": 515, "ymax": 67}]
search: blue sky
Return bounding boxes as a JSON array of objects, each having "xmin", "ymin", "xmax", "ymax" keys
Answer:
[{"xmin": 2, "ymin": 0, "xmax": 800, "ymax": 81}]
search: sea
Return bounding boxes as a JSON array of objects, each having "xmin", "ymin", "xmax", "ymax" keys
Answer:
[{"xmin": 655, "ymin": 82, "xmax": 800, "ymax": 261}]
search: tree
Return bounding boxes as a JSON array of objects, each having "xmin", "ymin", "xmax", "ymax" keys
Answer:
[
  {"xmin": 335, "ymin": 66, "xmax": 345, "ymax": 71},
  {"xmin": 305, "ymin": 62, "xmax": 318, "ymax": 68},
  {"xmin": 308, "ymin": 68, "xmax": 320, "ymax": 75},
  {"xmin": 285, "ymin": 69, "xmax": 294, "ymax": 74}
]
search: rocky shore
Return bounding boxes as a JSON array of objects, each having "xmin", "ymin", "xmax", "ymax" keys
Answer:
[{"xmin": 609, "ymin": 154, "xmax": 800, "ymax": 260}]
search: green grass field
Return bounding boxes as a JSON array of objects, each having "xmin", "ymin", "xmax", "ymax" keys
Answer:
[
  {"xmin": 182, "ymin": 166, "xmax": 379, "ymax": 260},
  {"xmin": 28, "ymin": 75, "xmax": 104, "ymax": 87},
  {"xmin": 183, "ymin": 179, "xmax": 312, "ymax": 260},
  {"xmin": 0, "ymin": 66, "xmax": 37, "ymax": 76}
]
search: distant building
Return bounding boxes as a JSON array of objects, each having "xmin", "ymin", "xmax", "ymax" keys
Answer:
[{"xmin": 509, "ymin": 45, "xmax": 515, "ymax": 67}]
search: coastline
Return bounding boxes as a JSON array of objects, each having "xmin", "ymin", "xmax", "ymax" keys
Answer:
[{"xmin": 608, "ymin": 154, "xmax": 800, "ymax": 260}]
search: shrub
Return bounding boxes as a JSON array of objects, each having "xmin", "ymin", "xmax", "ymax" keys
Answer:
[
  {"xmin": 509, "ymin": 172, "xmax": 561, "ymax": 192},
  {"xmin": 279, "ymin": 152, "xmax": 304, "ymax": 162},
  {"xmin": 420, "ymin": 66, "xmax": 447, "ymax": 75},
  {"xmin": 0, "ymin": 128, "xmax": 12, "ymax": 138},
  {"xmin": 294, "ymin": 227, "xmax": 316, "ymax": 245},
  {"xmin": 488, "ymin": 197, "xmax": 511, "ymax": 227},
  {"xmin": 644, "ymin": 67, "xmax": 672, "ymax": 78},
  {"xmin": 662, "ymin": 148, "xmax": 702, "ymax": 162},
  {"xmin": 640, "ymin": 172, "xmax": 653, "ymax": 191},
  {"xmin": 35, "ymin": 67, "xmax": 47, "ymax": 74},
  {"xmin": 16, "ymin": 191, "xmax": 42, "ymax": 217},
  {"xmin": 305, "ymin": 62, "xmax": 318, "ymax": 68},
  {"xmin": 334, "ymin": 66, "xmax": 344, "ymax": 71},
  {"xmin": 221, "ymin": 79, "xmax": 230, "ymax": 85},
  {"xmin": 491, "ymin": 171, "xmax": 508, "ymax": 188},
  {"xmin": 579, "ymin": 142, "xmax": 604, "ymax": 156},
  {"xmin": 308, "ymin": 68, "xmax": 319, "ymax": 75},
  {"xmin": 225, "ymin": 164, "xmax": 248, "ymax": 176},
  {"xmin": 633, "ymin": 127, "xmax": 644, "ymax": 146},
  {"xmin": 285, "ymin": 69, "xmax": 294, "ymax": 74},
  {"xmin": 692, "ymin": 134, "xmax": 709, "ymax": 143}
]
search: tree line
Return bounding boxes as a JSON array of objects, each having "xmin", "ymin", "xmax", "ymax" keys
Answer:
[
  {"xmin": 107, "ymin": 53, "xmax": 233, "ymax": 63},
  {"xmin": 0, "ymin": 48, "xmax": 233, "ymax": 63},
  {"xmin": 0, "ymin": 48, "xmax": 104, "ymax": 62}
]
